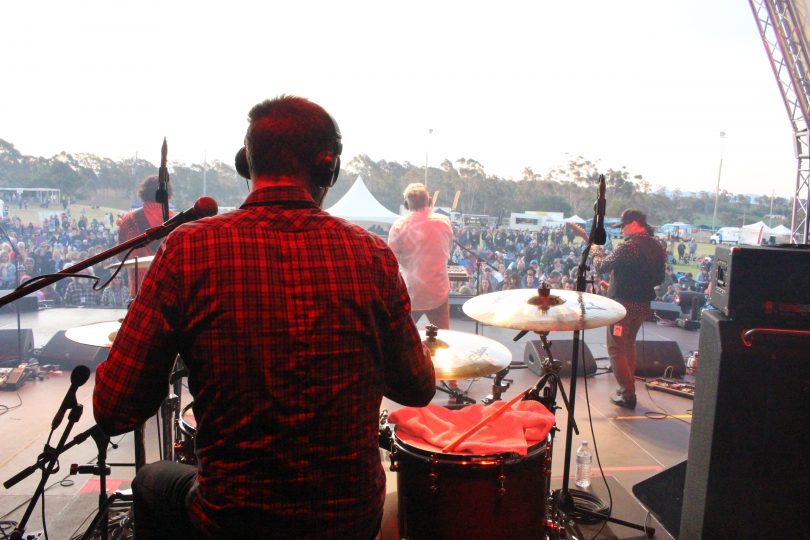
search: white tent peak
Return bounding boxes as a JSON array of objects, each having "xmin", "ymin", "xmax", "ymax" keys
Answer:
[
  {"xmin": 325, "ymin": 176, "xmax": 400, "ymax": 224},
  {"xmin": 564, "ymin": 215, "xmax": 586, "ymax": 224}
]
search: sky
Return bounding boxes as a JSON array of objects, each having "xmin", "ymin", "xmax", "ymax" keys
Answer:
[{"xmin": 0, "ymin": 1, "xmax": 799, "ymax": 198}]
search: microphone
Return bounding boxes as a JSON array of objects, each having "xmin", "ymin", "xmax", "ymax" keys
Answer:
[
  {"xmin": 593, "ymin": 175, "xmax": 607, "ymax": 246},
  {"xmin": 156, "ymin": 137, "xmax": 170, "ymax": 221},
  {"xmin": 161, "ymin": 196, "xmax": 218, "ymax": 231},
  {"xmin": 51, "ymin": 365, "xmax": 91, "ymax": 430}
]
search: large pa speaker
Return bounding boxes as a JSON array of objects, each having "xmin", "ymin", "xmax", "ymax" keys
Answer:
[
  {"xmin": 524, "ymin": 339, "xmax": 596, "ymax": 376},
  {"xmin": 38, "ymin": 330, "xmax": 109, "ymax": 369},
  {"xmin": 680, "ymin": 310, "xmax": 810, "ymax": 538},
  {"xmin": 0, "ymin": 329, "xmax": 34, "ymax": 365},
  {"xmin": 636, "ymin": 339, "xmax": 685, "ymax": 377}
]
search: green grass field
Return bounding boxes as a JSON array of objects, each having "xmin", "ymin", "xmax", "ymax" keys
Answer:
[{"xmin": 6, "ymin": 203, "xmax": 129, "ymax": 227}]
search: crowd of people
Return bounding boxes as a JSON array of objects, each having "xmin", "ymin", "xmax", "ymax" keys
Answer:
[
  {"xmin": 0, "ymin": 205, "xmax": 134, "ymax": 307},
  {"xmin": 446, "ymin": 223, "xmax": 713, "ymax": 308}
]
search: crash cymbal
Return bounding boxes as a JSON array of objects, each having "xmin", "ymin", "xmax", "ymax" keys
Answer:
[
  {"xmin": 462, "ymin": 287, "xmax": 626, "ymax": 332},
  {"xmin": 421, "ymin": 327, "xmax": 511, "ymax": 380},
  {"xmin": 107, "ymin": 255, "xmax": 155, "ymax": 270},
  {"xmin": 64, "ymin": 321, "xmax": 121, "ymax": 348}
]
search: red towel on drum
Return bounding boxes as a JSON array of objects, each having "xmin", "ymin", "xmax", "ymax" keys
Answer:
[{"xmin": 388, "ymin": 401, "xmax": 555, "ymax": 456}]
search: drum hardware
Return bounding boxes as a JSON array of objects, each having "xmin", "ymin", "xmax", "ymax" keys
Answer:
[
  {"xmin": 160, "ymin": 356, "xmax": 188, "ymax": 462},
  {"xmin": 481, "ymin": 367, "xmax": 511, "ymax": 404},
  {"xmin": 175, "ymin": 402, "xmax": 198, "ymax": 465},
  {"xmin": 421, "ymin": 325, "xmax": 513, "ymax": 407},
  {"xmin": 435, "ymin": 380, "xmax": 476, "ymax": 407}
]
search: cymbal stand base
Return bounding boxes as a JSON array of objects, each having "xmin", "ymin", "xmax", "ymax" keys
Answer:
[{"xmin": 547, "ymin": 488, "xmax": 654, "ymax": 539}]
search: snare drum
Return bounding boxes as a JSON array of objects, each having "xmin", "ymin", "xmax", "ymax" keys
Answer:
[
  {"xmin": 175, "ymin": 402, "xmax": 197, "ymax": 465},
  {"xmin": 389, "ymin": 429, "xmax": 551, "ymax": 540}
]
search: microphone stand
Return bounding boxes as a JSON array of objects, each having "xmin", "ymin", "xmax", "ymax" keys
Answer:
[
  {"xmin": 0, "ymin": 223, "xmax": 25, "ymax": 367},
  {"xmin": 4, "ymin": 400, "xmax": 90, "ymax": 539},
  {"xmin": 548, "ymin": 176, "xmax": 653, "ymax": 538}
]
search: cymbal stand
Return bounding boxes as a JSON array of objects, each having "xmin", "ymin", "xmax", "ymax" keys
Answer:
[
  {"xmin": 424, "ymin": 325, "xmax": 476, "ymax": 407},
  {"xmin": 481, "ymin": 367, "xmax": 512, "ymax": 404},
  {"xmin": 519, "ymin": 332, "xmax": 578, "ymax": 435},
  {"xmin": 159, "ymin": 356, "xmax": 187, "ymax": 461}
]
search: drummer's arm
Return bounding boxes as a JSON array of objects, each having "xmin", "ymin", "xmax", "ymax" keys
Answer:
[
  {"xmin": 93, "ymin": 244, "xmax": 180, "ymax": 436},
  {"xmin": 380, "ymin": 260, "xmax": 435, "ymax": 407}
]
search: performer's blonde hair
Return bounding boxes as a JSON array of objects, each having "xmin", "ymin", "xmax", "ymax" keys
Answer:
[{"xmin": 403, "ymin": 183, "xmax": 430, "ymax": 210}]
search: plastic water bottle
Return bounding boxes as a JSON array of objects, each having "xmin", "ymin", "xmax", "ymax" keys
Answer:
[{"xmin": 575, "ymin": 440, "xmax": 592, "ymax": 488}]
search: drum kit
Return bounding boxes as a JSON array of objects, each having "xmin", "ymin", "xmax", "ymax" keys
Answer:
[
  {"xmin": 62, "ymin": 277, "xmax": 633, "ymax": 539},
  {"xmin": 377, "ymin": 284, "xmax": 639, "ymax": 540}
]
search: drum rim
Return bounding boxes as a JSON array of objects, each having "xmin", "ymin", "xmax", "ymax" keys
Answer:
[{"xmin": 391, "ymin": 432, "xmax": 550, "ymax": 466}]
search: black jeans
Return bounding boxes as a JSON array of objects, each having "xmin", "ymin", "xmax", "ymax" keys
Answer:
[
  {"xmin": 132, "ymin": 460, "xmax": 197, "ymax": 540},
  {"xmin": 132, "ymin": 460, "xmax": 383, "ymax": 539}
]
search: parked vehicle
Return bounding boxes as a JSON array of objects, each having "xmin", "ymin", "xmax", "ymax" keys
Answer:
[
  {"xmin": 710, "ymin": 226, "xmax": 740, "ymax": 245},
  {"xmin": 657, "ymin": 222, "xmax": 693, "ymax": 241}
]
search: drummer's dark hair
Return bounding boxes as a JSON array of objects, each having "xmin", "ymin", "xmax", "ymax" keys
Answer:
[{"xmin": 138, "ymin": 175, "xmax": 172, "ymax": 203}]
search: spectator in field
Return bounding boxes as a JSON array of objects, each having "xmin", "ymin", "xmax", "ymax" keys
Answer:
[{"xmin": 101, "ymin": 275, "xmax": 128, "ymax": 307}]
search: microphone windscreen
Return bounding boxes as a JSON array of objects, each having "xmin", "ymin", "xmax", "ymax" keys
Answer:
[
  {"xmin": 195, "ymin": 196, "xmax": 218, "ymax": 218},
  {"xmin": 71, "ymin": 365, "xmax": 91, "ymax": 386}
]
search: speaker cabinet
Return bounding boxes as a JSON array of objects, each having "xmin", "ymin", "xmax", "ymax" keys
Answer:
[
  {"xmin": 0, "ymin": 329, "xmax": 34, "ymax": 365},
  {"xmin": 632, "ymin": 460, "xmax": 686, "ymax": 539},
  {"xmin": 524, "ymin": 339, "xmax": 596, "ymax": 376},
  {"xmin": 636, "ymin": 339, "xmax": 685, "ymax": 377},
  {"xmin": 680, "ymin": 310, "xmax": 810, "ymax": 538},
  {"xmin": 38, "ymin": 330, "xmax": 109, "ymax": 369}
]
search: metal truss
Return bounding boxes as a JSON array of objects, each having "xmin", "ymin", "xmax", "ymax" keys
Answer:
[{"xmin": 749, "ymin": 0, "xmax": 810, "ymax": 242}]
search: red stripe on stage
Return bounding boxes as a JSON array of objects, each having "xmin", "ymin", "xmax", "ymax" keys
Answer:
[{"xmin": 80, "ymin": 478, "xmax": 126, "ymax": 494}]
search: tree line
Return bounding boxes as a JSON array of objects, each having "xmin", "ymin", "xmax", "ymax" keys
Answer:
[{"xmin": 0, "ymin": 138, "xmax": 791, "ymax": 228}]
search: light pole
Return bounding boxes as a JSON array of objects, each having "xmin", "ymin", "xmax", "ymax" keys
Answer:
[
  {"xmin": 711, "ymin": 132, "xmax": 726, "ymax": 232},
  {"xmin": 425, "ymin": 128, "xmax": 433, "ymax": 187}
]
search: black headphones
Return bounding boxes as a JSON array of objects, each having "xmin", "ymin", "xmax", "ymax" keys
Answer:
[{"xmin": 234, "ymin": 113, "xmax": 342, "ymax": 188}]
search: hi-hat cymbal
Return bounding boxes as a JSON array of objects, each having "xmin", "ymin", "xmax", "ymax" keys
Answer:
[
  {"xmin": 462, "ymin": 288, "xmax": 626, "ymax": 332},
  {"xmin": 421, "ymin": 327, "xmax": 511, "ymax": 380},
  {"xmin": 64, "ymin": 321, "xmax": 121, "ymax": 348},
  {"xmin": 106, "ymin": 255, "xmax": 155, "ymax": 270}
]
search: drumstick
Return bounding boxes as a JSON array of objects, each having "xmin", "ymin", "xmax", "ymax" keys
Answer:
[{"xmin": 442, "ymin": 387, "xmax": 529, "ymax": 453}]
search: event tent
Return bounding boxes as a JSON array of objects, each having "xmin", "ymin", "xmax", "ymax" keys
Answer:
[
  {"xmin": 325, "ymin": 176, "xmax": 400, "ymax": 224},
  {"xmin": 739, "ymin": 221, "xmax": 769, "ymax": 245},
  {"xmin": 564, "ymin": 215, "xmax": 586, "ymax": 224}
]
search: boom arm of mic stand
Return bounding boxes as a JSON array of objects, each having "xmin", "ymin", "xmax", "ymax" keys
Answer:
[{"xmin": 0, "ymin": 223, "xmax": 172, "ymax": 309}]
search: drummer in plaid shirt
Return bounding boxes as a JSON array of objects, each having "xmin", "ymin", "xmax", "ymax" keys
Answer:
[{"xmin": 93, "ymin": 95, "xmax": 435, "ymax": 539}]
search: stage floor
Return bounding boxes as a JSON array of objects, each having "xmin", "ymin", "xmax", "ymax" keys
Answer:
[{"xmin": 0, "ymin": 306, "xmax": 698, "ymax": 539}]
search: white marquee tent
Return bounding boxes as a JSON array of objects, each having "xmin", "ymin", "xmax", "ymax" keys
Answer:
[{"xmin": 325, "ymin": 176, "xmax": 400, "ymax": 224}]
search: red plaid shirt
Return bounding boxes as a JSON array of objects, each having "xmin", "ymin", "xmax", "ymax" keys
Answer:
[{"xmin": 94, "ymin": 185, "xmax": 435, "ymax": 538}]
